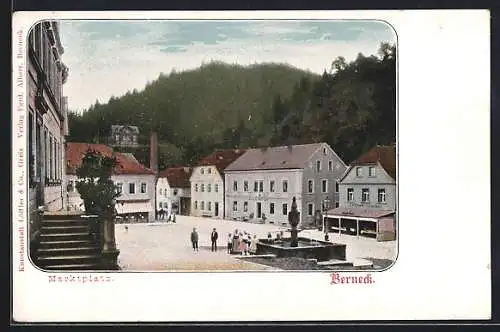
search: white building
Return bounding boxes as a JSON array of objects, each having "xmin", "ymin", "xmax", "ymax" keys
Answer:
[
  {"xmin": 66, "ymin": 143, "xmax": 156, "ymax": 221},
  {"xmin": 323, "ymin": 145, "xmax": 397, "ymax": 240},
  {"xmin": 27, "ymin": 21, "xmax": 70, "ymax": 252},
  {"xmin": 224, "ymin": 143, "xmax": 347, "ymax": 227},
  {"xmin": 156, "ymin": 167, "xmax": 192, "ymax": 216},
  {"xmin": 190, "ymin": 149, "xmax": 246, "ymax": 219}
]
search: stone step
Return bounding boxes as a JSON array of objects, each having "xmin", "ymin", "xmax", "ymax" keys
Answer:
[
  {"xmin": 42, "ymin": 212, "xmax": 86, "ymax": 221},
  {"xmin": 40, "ymin": 225, "xmax": 90, "ymax": 234},
  {"xmin": 317, "ymin": 259, "xmax": 354, "ymax": 267},
  {"xmin": 42, "ymin": 219, "xmax": 90, "ymax": 227},
  {"xmin": 37, "ymin": 247, "xmax": 100, "ymax": 257},
  {"xmin": 42, "ymin": 263, "xmax": 103, "ymax": 271},
  {"xmin": 39, "ymin": 239, "xmax": 97, "ymax": 249},
  {"xmin": 39, "ymin": 232, "xmax": 95, "ymax": 242},
  {"xmin": 37, "ymin": 254, "xmax": 102, "ymax": 267}
]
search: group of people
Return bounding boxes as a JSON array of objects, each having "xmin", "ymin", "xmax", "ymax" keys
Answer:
[
  {"xmin": 227, "ymin": 229, "xmax": 258, "ymax": 256},
  {"xmin": 157, "ymin": 208, "xmax": 176, "ymax": 223},
  {"xmin": 189, "ymin": 227, "xmax": 259, "ymax": 255}
]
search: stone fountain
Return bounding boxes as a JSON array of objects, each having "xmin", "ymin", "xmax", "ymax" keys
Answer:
[{"xmin": 254, "ymin": 197, "xmax": 347, "ymax": 263}]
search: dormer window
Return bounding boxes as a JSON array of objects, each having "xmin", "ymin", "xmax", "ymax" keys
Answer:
[{"xmin": 356, "ymin": 167, "xmax": 363, "ymax": 177}]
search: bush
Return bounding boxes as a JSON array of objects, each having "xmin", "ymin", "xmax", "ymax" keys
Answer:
[{"xmin": 75, "ymin": 149, "xmax": 121, "ymax": 216}]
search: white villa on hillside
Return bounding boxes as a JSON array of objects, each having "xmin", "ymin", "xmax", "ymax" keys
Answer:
[
  {"xmin": 190, "ymin": 149, "xmax": 246, "ymax": 219},
  {"xmin": 66, "ymin": 143, "xmax": 156, "ymax": 222},
  {"xmin": 224, "ymin": 143, "xmax": 347, "ymax": 227},
  {"xmin": 156, "ymin": 167, "xmax": 192, "ymax": 216}
]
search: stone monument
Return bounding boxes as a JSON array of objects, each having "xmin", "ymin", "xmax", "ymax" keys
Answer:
[{"xmin": 288, "ymin": 196, "xmax": 300, "ymax": 247}]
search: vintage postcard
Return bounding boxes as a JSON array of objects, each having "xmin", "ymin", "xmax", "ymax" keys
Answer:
[{"xmin": 12, "ymin": 10, "xmax": 491, "ymax": 322}]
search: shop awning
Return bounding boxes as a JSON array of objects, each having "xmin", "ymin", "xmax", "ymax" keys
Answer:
[
  {"xmin": 115, "ymin": 200, "xmax": 152, "ymax": 214},
  {"xmin": 324, "ymin": 207, "xmax": 395, "ymax": 220}
]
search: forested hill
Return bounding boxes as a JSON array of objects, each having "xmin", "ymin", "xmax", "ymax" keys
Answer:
[
  {"xmin": 68, "ymin": 61, "xmax": 320, "ymax": 168},
  {"xmin": 68, "ymin": 43, "xmax": 396, "ymax": 169}
]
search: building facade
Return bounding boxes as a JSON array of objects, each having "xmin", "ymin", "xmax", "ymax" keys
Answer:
[
  {"xmin": 108, "ymin": 125, "xmax": 139, "ymax": 148},
  {"xmin": 27, "ymin": 21, "xmax": 69, "ymax": 246},
  {"xmin": 190, "ymin": 149, "xmax": 246, "ymax": 219},
  {"xmin": 324, "ymin": 145, "xmax": 397, "ymax": 240},
  {"xmin": 224, "ymin": 143, "xmax": 347, "ymax": 227},
  {"xmin": 156, "ymin": 167, "xmax": 192, "ymax": 216},
  {"xmin": 66, "ymin": 143, "xmax": 156, "ymax": 221}
]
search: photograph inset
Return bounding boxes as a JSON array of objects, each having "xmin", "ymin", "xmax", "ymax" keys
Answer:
[{"xmin": 27, "ymin": 20, "xmax": 397, "ymax": 272}]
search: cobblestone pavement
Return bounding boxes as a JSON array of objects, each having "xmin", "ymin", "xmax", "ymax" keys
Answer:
[{"xmin": 115, "ymin": 215, "xmax": 397, "ymax": 271}]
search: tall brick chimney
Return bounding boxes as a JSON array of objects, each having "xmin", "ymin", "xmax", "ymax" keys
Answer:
[{"xmin": 150, "ymin": 132, "xmax": 158, "ymax": 173}]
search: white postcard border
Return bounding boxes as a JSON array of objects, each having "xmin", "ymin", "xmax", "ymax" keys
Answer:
[{"xmin": 12, "ymin": 10, "xmax": 491, "ymax": 322}]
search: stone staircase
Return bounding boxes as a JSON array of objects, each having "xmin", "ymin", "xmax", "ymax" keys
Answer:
[{"xmin": 34, "ymin": 213, "xmax": 103, "ymax": 271}]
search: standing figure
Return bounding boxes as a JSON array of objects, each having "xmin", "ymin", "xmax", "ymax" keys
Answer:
[
  {"xmin": 211, "ymin": 228, "xmax": 218, "ymax": 252},
  {"xmin": 227, "ymin": 233, "xmax": 233, "ymax": 254},
  {"xmin": 238, "ymin": 233, "xmax": 247, "ymax": 255},
  {"xmin": 232, "ymin": 230, "xmax": 240, "ymax": 254},
  {"xmin": 190, "ymin": 227, "xmax": 199, "ymax": 252},
  {"xmin": 249, "ymin": 235, "xmax": 258, "ymax": 255}
]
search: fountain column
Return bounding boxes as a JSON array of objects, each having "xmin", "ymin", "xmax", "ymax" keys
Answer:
[{"xmin": 288, "ymin": 197, "xmax": 300, "ymax": 247}]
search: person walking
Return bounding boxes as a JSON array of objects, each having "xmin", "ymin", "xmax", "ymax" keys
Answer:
[
  {"xmin": 227, "ymin": 233, "xmax": 233, "ymax": 254},
  {"xmin": 190, "ymin": 227, "xmax": 199, "ymax": 252},
  {"xmin": 211, "ymin": 228, "xmax": 218, "ymax": 252}
]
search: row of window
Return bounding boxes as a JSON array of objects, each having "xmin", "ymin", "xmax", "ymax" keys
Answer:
[
  {"xmin": 230, "ymin": 201, "xmax": 289, "ymax": 216},
  {"xmin": 355, "ymin": 166, "xmax": 377, "ymax": 177},
  {"xmin": 346, "ymin": 188, "xmax": 387, "ymax": 203},
  {"xmin": 230, "ymin": 180, "xmax": 285, "ymax": 193},
  {"xmin": 193, "ymin": 200, "xmax": 219, "ymax": 211},
  {"xmin": 314, "ymin": 159, "xmax": 337, "ymax": 172},
  {"xmin": 194, "ymin": 183, "xmax": 220, "ymax": 193},
  {"xmin": 28, "ymin": 110, "xmax": 63, "ymax": 183},
  {"xmin": 199, "ymin": 167, "xmax": 213, "ymax": 175},
  {"xmin": 66, "ymin": 181, "xmax": 148, "ymax": 195},
  {"xmin": 158, "ymin": 188, "xmax": 178, "ymax": 197}
]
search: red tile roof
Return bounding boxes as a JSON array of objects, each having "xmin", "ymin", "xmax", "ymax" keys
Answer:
[
  {"xmin": 66, "ymin": 142, "xmax": 155, "ymax": 175},
  {"xmin": 158, "ymin": 167, "xmax": 192, "ymax": 188},
  {"xmin": 196, "ymin": 149, "xmax": 247, "ymax": 174},
  {"xmin": 351, "ymin": 145, "xmax": 396, "ymax": 180}
]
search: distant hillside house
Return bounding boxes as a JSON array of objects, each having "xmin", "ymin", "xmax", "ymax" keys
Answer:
[
  {"xmin": 109, "ymin": 125, "xmax": 139, "ymax": 147},
  {"xmin": 156, "ymin": 167, "xmax": 192, "ymax": 216},
  {"xmin": 66, "ymin": 142, "xmax": 156, "ymax": 222},
  {"xmin": 190, "ymin": 149, "xmax": 247, "ymax": 219},
  {"xmin": 224, "ymin": 143, "xmax": 347, "ymax": 227},
  {"xmin": 324, "ymin": 145, "xmax": 397, "ymax": 241}
]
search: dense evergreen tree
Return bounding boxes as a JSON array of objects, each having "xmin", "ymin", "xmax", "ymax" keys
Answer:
[{"xmin": 68, "ymin": 44, "xmax": 396, "ymax": 168}]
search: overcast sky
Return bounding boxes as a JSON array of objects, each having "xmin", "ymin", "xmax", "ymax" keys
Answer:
[{"xmin": 59, "ymin": 20, "xmax": 396, "ymax": 112}]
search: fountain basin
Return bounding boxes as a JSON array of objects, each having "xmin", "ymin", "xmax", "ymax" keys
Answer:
[{"xmin": 256, "ymin": 237, "xmax": 346, "ymax": 262}]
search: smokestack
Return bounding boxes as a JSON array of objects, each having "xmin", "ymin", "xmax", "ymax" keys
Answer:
[{"xmin": 150, "ymin": 132, "xmax": 158, "ymax": 173}]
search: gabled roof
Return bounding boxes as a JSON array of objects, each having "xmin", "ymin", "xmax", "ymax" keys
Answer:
[
  {"xmin": 224, "ymin": 143, "xmax": 326, "ymax": 172},
  {"xmin": 66, "ymin": 142, "xmax": 154, "ymax": 175},
  {"xmin": 158, "ymin": 167, "xmax": 192, "ymax": 188},
  {"xmin": 195, "ymin": 149, "xmax": 247, "ymax": 174},
  {"xmin": 342, "ymin": 145, "xmax": 396, "ymax": 181}
]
